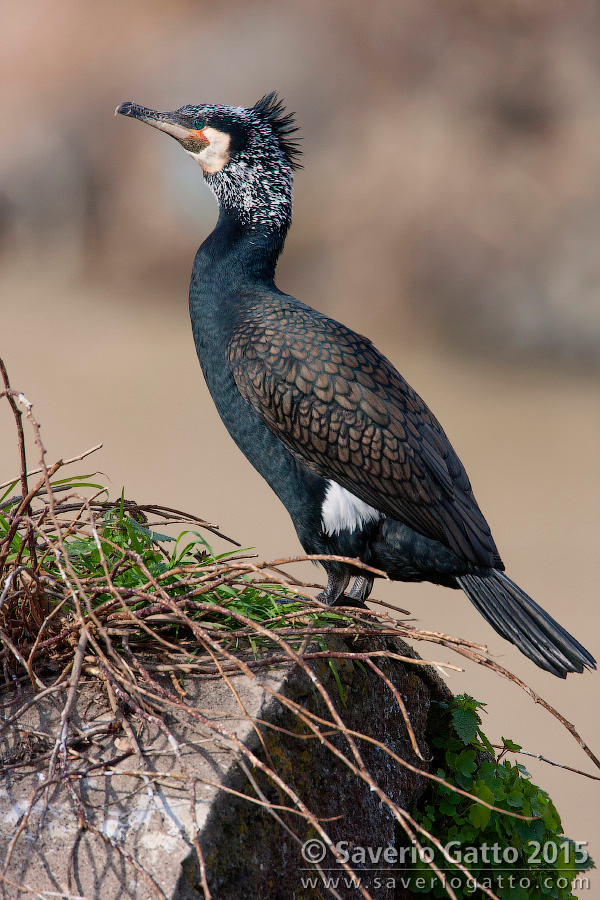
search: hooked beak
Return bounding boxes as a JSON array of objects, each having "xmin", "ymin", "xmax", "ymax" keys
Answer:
[{"xmin": 115, "ymin": 101, "xmax": 195, "ymax": 141}]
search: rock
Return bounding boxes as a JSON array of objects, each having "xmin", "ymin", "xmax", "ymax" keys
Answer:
[{"xmin": 0, "ymin": 636, "xmax": 450, "ymax": 900}]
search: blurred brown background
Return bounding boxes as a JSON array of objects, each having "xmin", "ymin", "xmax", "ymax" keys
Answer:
[{"xmin": 1, "ymin": 0, "xmax": 599, "ymax": 878}]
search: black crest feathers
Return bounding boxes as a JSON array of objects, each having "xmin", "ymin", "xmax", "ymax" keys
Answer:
[{"xmin": 252, "ymin": 92, "xmax": 303, "ymax": 170}]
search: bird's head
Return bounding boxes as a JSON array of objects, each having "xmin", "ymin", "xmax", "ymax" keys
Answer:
[{"xmin": 116, "ymin": 93, "xmax": 301, "ymax": 230}]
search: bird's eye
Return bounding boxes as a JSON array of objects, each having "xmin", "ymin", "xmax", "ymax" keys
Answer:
[{"xmin": 193, "ymin": 118, "xmax": 205, "ymax": 131}]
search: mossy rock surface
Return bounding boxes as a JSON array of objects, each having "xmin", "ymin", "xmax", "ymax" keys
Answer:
[
  {"xmin": 191, "ymin": 636, "xmax": 451, "ymax": 900},
  {"xmin": 0, "ymin": 636, "xmax": 449, "ymax": 900}
]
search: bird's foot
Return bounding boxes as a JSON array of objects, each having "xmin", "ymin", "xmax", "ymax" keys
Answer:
[
  {"xmin": 316, "ymin": 572, "xmax": 374, "ymax": 609},
  {"xmin": 316, "ymin": 587, "xmax": 368, "ymax": 610},
  {"xmin": 347, "ymin": 574, "xmax": 374, "ymax": 604},
  {"xmin": 329, "ymin": 594, "xmax": 368, "ymax": 610}
]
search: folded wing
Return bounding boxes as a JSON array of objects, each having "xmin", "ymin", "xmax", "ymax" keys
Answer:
[{"xmin": 228, "ymin": 295, "xmax": 503, "ymax": 569}]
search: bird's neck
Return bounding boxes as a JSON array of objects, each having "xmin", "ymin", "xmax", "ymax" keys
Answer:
[
  {"xmin": 198, "ymin": 159, "xmax": 293, "ymax": 284},
  {"xmin": 196, "ymin": 206, "xmax": 289, "ymax": 286}
]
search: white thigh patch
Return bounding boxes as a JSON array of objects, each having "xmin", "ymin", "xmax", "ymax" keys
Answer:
[{"xmin": 321, "ymin": 481, "xmax": 382, "ymax": 535}]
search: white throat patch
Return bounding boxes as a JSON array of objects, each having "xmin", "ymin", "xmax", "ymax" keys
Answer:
[
  {"xmin": 321, "ymin": 481, "xmax": 382, "ymax": 536},
  {"xmin": 185, "ymin": 127, "xmax": 231, "ymax": 174}
]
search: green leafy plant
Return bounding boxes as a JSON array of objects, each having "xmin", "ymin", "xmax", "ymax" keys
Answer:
[
  {"xmin": 405, "ymin": 695, "xmax": 594, "ymax": 898},
  {"xmin": 0, "ymin": 475, "xmax": 359, "ymax": 667}
]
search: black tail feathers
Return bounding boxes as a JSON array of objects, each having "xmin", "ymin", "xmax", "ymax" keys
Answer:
[{"xmin": 457, "ymin": 570, "xmax": 596, "ymax": 678}]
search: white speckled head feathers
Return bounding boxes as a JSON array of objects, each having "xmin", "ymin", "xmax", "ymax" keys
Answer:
[
  {"xmin": 196, "ymin": 96, "xmax": 299, "ymax": 232},
  {"xmin": 116, "ymin": 94, "xmax": 301, "ymax": 233}
]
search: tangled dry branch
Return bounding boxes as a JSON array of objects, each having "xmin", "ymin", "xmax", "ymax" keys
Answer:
[{"xmin": 0, "ymin": 359, "xmax": 597, "ymax": 900}]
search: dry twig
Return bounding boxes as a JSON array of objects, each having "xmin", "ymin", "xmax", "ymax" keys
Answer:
[{"xmin": 0, "ymin": 358, "xmax": 596, "ymax": 900}]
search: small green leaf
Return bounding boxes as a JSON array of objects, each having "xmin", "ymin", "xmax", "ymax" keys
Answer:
[
  {"xmin": 150, "ymin": 530, "xmax": 176, "ymax": 542},
  {"xmin": 506, "ymin": 790, "xmax": 524, "ymax": 808},
  {"xmin": 468, "ymin": 801, "xmax": 491, "ymax": 830},
  {"xmin": 501, "ymin": 737, "xmax": 522, "ymax": 753},
  {"xmin": 498, "ymin": 884, "xmax": 529, "ymax": 900},
  {"xmin": 438, "ymin": 801, "xmax": 457, "ymax": 815},
  {"xmin": 478, "ymin": 729, "xmax": 496, "ymax": 757},
  {"xmin": 0, "ymin": 480, "xmax": 18, "ymax": 505},
  {"xmin": 327, "ymin": 659, "xmax": 346, "ymax": 705},
  {"xmin": 452, "ymin": 707, "xmax": 480, "ymax": 745},
  {"xmin": 456, "ymin": 749, "xmax": 477, "ymax": 777}
]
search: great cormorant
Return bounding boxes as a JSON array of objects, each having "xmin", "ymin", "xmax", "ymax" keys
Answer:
[{"xmin": 117, "ymin": 94, "xmax": 595, "ymax": 678}]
